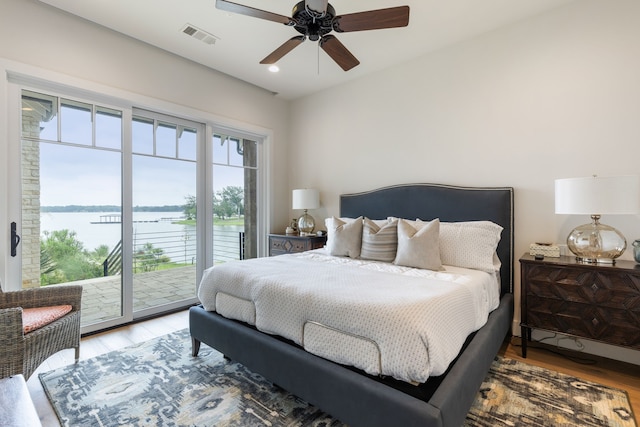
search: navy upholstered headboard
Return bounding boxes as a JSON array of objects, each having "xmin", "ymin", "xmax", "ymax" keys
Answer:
[{"xmin": 340, "ymin": 183, "xmax": 514, "ymax": 295}]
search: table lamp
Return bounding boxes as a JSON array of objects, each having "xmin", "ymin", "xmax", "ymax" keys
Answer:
[
  {"xmin": 292, "ymin": 189, "xmax": 319, "ymax": 235},
  {"xmin": 555, "ymin": 175, "xmax": 640, "ymax": 264}
]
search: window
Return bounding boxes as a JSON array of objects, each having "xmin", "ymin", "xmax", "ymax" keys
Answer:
[
  {"xmin": 13, "ymin": 85, "xmax": 267, "ymax": 334},
  {"xmin": 212, "ymin": 134, "xmax": 259, "ymax": 262}
]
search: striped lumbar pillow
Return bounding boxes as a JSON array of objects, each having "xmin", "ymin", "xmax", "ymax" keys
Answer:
[{"xmin": 360, "ymin": 217, "xmax": 398, "ymax": 263}]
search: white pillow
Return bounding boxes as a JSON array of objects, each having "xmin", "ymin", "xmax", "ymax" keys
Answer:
[
  {"xmin": 360, "ymin": 218, "xmax": 398, "ymax": 262},
  {"xmin": 325, "ymin": 216, "xmax": 363, "ymax": 258},
  {"xmin": 393, "ymin": 219, "xmax": 443, "ymax": 270},
  {"xmin": 437, "ymin": 220, "xmax": 503, "ymax": 272}
]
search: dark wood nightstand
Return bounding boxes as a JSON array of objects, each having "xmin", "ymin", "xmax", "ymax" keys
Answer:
[
  {"xmin": 520, "ymin": 253, "xmax": 640, "ymax": 358},
  {"xmin": 268, "ymin": 233, "xmax": 327, "ymax": 256}
]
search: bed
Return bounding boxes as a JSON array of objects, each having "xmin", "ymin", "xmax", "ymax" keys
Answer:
[{"xmin": 190, "ymin": 183, "xmax": 514, "ymax": 427}]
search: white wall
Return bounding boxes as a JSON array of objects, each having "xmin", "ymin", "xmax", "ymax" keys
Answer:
[
  {"xmin": 289, "ymin": 0, "xmax": 640, "ymax": 364},
  {"xmin": 0, "ymin": 0, "xmax": 291, "ymax": 286}
]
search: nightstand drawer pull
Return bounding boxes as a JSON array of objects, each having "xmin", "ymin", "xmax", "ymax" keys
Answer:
[
  {"xmin": 592, "ymin": 318, "xmax": 599, "ymax": 326},
  {"xmin": 591, "ymin": 283, "xmax": 598, "ymax": 292}
]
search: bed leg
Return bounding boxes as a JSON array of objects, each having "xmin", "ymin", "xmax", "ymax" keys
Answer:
[{"xmin": 192, "ymin": 337, "xmax": 201, "ymax": 357}]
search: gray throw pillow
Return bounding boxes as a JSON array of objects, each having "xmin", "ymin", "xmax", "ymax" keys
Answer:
[
  {"xmin": 393, "ymin": 218, "xmax": 443, "ymax": 270},
  {"xmin": 325, "ymin": 216, "xmax": 363, "ymax": 258}
]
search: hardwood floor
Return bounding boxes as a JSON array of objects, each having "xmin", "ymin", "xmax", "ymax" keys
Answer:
[{"xmin": 27, "ymin": 311, "xmax": 640, "ymax": 426}]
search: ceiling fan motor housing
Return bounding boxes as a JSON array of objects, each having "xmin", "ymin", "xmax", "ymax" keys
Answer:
[{"xmin": 292, "ymin": 1, "xmax": 336, "ymax": 41}]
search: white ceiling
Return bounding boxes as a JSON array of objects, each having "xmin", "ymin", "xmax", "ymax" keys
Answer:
[{"xmin": 39, "ymin": 0, "xmax": 576, "ymax": 100}]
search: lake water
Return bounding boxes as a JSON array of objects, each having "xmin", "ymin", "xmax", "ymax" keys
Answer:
[{"xmin": 40, "ymin": 212, "xmax": 243, "ymax": 262}]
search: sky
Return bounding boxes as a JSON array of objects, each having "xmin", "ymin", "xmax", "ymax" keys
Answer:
[
  {"xmin": 40, "ymin": 144, "xmax": 200, "ymax": 206},
  {"xmin": 33, "ymin": 98, "xmax": 246, "ymax": 207}
]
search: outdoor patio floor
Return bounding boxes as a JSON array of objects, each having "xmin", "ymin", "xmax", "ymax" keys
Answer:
[{"xmin": 67, "ymin": 265, "xmax": 197, "ymax": 325}]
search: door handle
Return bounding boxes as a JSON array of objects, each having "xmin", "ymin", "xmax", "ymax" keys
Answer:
[{"xmin": 11, "ymin": 222, "xmax": 20, "ymax": 257}]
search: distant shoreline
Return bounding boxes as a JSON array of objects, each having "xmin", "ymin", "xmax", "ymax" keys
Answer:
[{"xmin": 41, "ymin": 205, "xmax": 184, "ymax": 213}]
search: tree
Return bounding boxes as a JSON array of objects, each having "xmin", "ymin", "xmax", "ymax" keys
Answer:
[
  {"xmin": 184, "ymin": 195, "xmax": 196, "ymax": 220},
  {"xmin": 222, "ymin": 186, "xmax": 244, "ymax": 218},
  {"xmin": 40, "ymin": 229, "xmax": 103, "ymax": 285},
  {"xmin": 213, "ymin": 190, "xmax": 235, "ymax": 219},
  {"xmin": 213, "ymin": 186, "xmax": 244, "ymax": 219},
  {"xmin": 134, "ymin": 242, "xmax": 170, "ymax": 272},
  {"xmin": 40, "ymin": 246, "xmax": 57, "ymax": 275},
  {"xmin": 212, "ymin": 192, "xmax": 227, "ymax": 219},
  {"xmin": 41, "ymin": 229, "xmax": 84, "ymax": 260}
]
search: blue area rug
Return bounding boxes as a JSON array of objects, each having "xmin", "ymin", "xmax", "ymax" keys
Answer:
[
  {"xmin": 40, "ymin": 329, "xmax": 342, "ymax": 426},
  {"xmin": 40, "ymin": 329, "xmax": 636, "ymax": 427}
]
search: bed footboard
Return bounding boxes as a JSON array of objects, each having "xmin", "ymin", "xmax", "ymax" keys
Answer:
[{"xmin": 189, "ymin": 293, "xmax": 513, "ymax": 427}]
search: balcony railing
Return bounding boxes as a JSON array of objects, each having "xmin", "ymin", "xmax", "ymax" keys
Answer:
[
  {"xmin": 103, "ymin": 228, "xmax": 245, "ymax": 276},
  {"xmin": 103, "ymin": 240, "xmax": 122, "ymax": 276}
]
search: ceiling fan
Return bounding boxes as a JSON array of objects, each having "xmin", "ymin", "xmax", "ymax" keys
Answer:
[{"xmin": 216, "ymin": 0, "xmax": 410, "ymax": 71}]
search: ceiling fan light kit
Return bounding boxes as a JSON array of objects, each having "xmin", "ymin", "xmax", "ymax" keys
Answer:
[
  {"xmin": 216, "ymin": 0, "xmax": 409, "ymax": 71},
  {"xmin": 305, "ymin": 0, "xmax": 329, "ymax": 16}
]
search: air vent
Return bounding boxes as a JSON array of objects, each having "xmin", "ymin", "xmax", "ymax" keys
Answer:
[{"xmin": 181, "ymin": 24, "xmax": 219, "ymax": 45}]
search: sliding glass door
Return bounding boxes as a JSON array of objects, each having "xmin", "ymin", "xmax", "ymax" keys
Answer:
[
  {"xmin": 131, "ymin": 111, "xmax": 201, "ymax": 317},
  {"xmin": 11, "ymin": 85, "xmax": 266, "ymax": 333},
  {"xmin": 20, "ymin": 91, "xmax": 125, "ymax": 327},
  {"xmin": 17, "ymin": 91, "xmax": 204, "ymax": 331}
]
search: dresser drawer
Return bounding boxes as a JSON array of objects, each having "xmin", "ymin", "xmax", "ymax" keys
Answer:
[
  {"xmin": 526, "ymin": 294, "xmax": 640, "ymax": 348},
  {"xmin": 269, "ymin": 237, "xmax": 309, "ymax": 254},
  {"xmin": 268, "ymin": 233, "xmax": 327, "ymax": 256},
  {"xmin": 523, "ymin": 264, "xmax": 640, "ymax": 308}
]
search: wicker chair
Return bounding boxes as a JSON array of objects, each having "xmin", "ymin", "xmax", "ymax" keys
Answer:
[{"xmin": 0, "ymin": 285, "xmax": 82, "ymax": 380}]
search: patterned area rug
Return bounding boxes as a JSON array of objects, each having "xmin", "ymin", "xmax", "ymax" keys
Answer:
[
  {"xmin": 465, "ymin": 357, "xmax": 636, "ymax": 427},
  {"xmin": 40, "ymin": 329, "xmax": 636, "ymax": 427}
]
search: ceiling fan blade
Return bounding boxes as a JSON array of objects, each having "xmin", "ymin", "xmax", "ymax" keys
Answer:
[
  {"xmin": 216, "ymin": 0, "xmax": 293, "ymax": 25},
  {"xmin": 260, "ymin": 36, "xmax": 306, "ymax": 64},
  {"xmin": 334, "ymin": 6, "xmax": 410, "ymax": 33},
  {"xmin": 320, "ymin": 35, "xmax": 360, "ymax": 71}
]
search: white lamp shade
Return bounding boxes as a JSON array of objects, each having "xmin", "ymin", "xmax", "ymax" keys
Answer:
[
  {"xmin": 555, "ymin": 175, "xmax": 640, "ymax": 215},
  {"xmin": 292, "ymin": 189, "xmax": 319, "ymax": 210}
]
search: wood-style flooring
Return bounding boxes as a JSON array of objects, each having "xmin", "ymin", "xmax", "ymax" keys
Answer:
[{"xmin": 27, "ymin": 310, "xmax": 640, "ymax": 426}]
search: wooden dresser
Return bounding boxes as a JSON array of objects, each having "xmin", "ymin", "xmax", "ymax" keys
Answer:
[
  {"xmin": 268, "ymin": 233, "xmax": 327, "ymax": 256},
  {"xmin": 520, "ymin": 253, "xmax": 640, "ymax": 357}
]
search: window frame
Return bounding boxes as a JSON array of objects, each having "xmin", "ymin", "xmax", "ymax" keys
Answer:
[{"xmin": 2, "ymin": 66, "xmax": 271, "ymax": 332}]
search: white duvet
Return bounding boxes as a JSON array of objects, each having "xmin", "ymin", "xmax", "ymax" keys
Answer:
[{"xmin": 198, "ymin": 249, "xmax": 499, "ymax": 384}]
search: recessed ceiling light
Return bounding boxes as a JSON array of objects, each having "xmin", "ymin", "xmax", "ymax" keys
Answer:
[{"xmin": 268, "ymin": 65, "xmax": 280, "ymax": 73}]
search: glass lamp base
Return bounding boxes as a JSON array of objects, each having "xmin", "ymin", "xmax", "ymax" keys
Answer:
[
  {"xmin": 297, "ymin": 211, "xmax": 315, "ymax": 235},
  {"xmin": 567, "ymin": 215, "xmax": 626, "ymax": 264}
]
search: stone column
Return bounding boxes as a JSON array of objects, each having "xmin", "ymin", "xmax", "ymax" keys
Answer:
[{"xmin": 20, "ymin": 111, "xmax": 42, "ymax": 289}]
